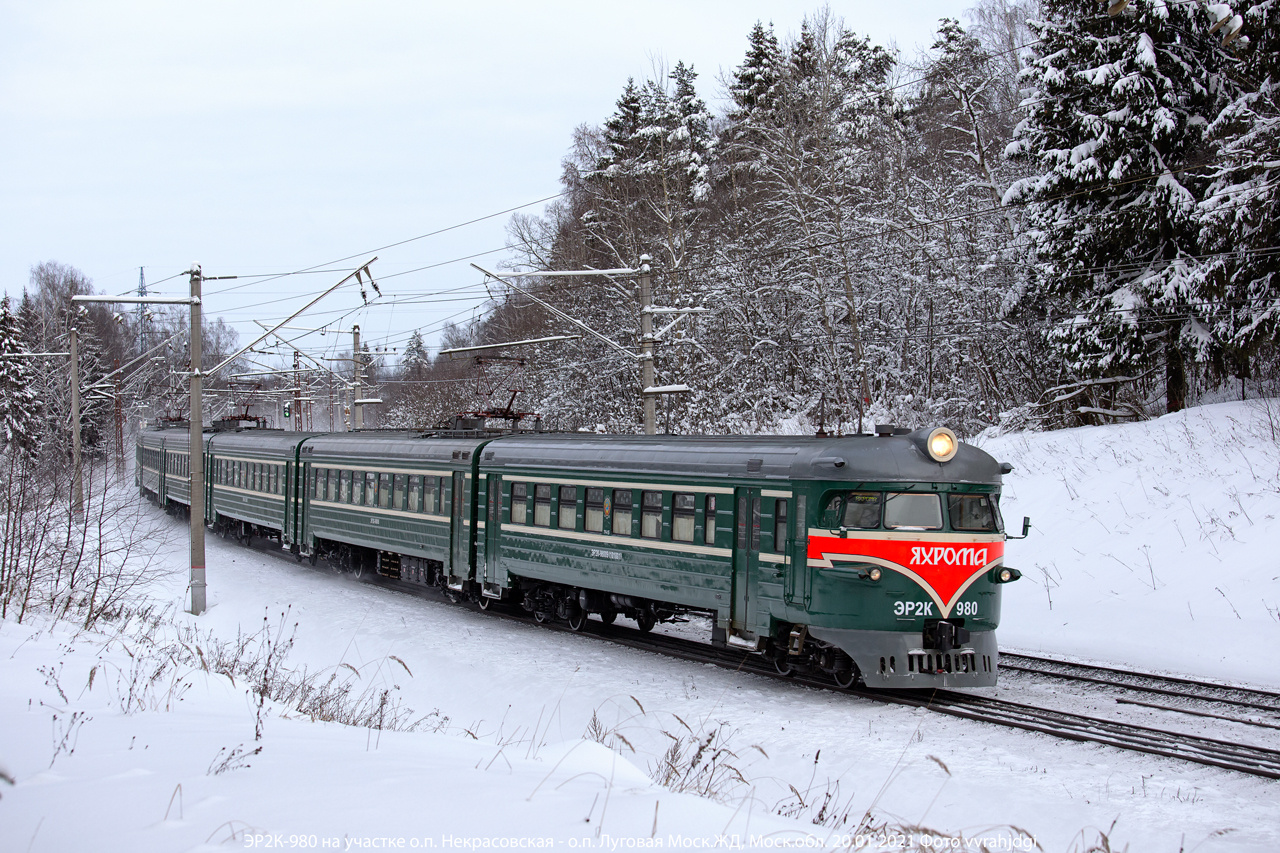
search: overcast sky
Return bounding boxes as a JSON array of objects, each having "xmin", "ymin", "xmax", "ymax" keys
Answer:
[{"xmin": 2, "ymin": 0, "xmax": 973, "ymax": 362}]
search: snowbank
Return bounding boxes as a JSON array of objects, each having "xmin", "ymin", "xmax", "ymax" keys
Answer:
[{"xmin": 980, "ymin": 399, "xmax": 1280, "ymax": 687}]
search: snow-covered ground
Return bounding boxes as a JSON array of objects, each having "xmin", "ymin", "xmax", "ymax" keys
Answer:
[
  {"xmin": 979, "ymin": 399, "xmax": 1280, "ymax": 688},
  {"xmin": 2, "ymin": 400, "xmax": 1279, "ymax": 852}
]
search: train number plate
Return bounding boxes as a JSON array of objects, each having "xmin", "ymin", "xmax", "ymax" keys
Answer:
[{"xmin": 893, "ymin": 601, "xmax": 935, "ymax": 617}]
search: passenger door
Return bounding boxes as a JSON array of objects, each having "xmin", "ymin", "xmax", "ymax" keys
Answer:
[
  {"xmin": 448, "ymin": 471, "xmax": 468, "ymax": 587},
  {"xmin": 731, "ymin": 487, "xmax": 761, "ymax": 640},
  {"xmin": 481, "ymin": 473, "xmax": 505, "ymax": 593}
]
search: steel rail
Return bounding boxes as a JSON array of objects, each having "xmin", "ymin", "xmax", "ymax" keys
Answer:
[{"xmin": 999, "ymin": 652, "xmax": 1280, "ymax": 714}]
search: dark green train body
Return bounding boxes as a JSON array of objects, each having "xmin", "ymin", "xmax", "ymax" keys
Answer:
[{"xmin": 138, "ymin": 424, "xmax": 1022, "ymax": 689}]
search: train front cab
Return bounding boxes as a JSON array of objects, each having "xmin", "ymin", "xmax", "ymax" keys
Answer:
[
  {"xmin": 781, "ymin": 482, "xmax": 1007, "ymax": 688},
  {"xmin": 758, "ymin": 431, "xmax": 1019, "ymax": 690}
]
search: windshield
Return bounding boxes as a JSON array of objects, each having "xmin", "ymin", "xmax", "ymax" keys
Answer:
[{"xmin": 884, "ymin": 492, "xmax": 943, "ymax": 529}]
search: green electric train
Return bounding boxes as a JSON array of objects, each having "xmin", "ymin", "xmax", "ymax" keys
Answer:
[{"xmin": 137, "ymin": 423, "xmax": 1024, "ymax": 689}]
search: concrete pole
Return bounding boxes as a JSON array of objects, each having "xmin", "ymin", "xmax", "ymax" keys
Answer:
[
  {"xmin": 188, "ymin": 265, "xmax": 207, "ymax": 616},
  {"xmin": 70, "ymin": 327, "xmax": 83, "ymax": 514},
  {"xmin": 352, "ymin": 324, "xmax": 363, "ymax": 430},
  {"xmin": 293, "ymin": 350, "xmax": 302, "ymax": 432},
  {"xmin": 638, "ymin": 255, "xmax": 655, "ymax": 435}
]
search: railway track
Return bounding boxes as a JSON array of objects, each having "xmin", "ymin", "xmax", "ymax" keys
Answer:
[
  {"xmin": 999, "ymin": 651, "xmax": 1280, "ymax": 722},
  {"xmin": 245, "ymin": 536, "xmax": 1280, "ymax": 781}
]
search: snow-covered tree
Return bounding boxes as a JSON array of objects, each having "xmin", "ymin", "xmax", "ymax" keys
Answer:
[
  {"xmin": 401, "ymin": 330, "xmax": 430, "ymax": 381},
  {"xmin": 0, "ymin": 296, "xmax": 40, "ymax": 453},
  {"xmin": 1193, "ymin": 1, "xmax": 1280, "ymax": 391},
  {"xmin": 1005, "ymin": 0, "xmax": 1246, "ymax": 413}
]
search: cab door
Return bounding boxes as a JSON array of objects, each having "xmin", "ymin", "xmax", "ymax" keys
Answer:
[
  {"xmin": 783, "ymin": 495, "xmax": 810, "ymax": 607},
  {"xmin": 731, "ymin": 487, "xmax": 761, "ymax": 640}
]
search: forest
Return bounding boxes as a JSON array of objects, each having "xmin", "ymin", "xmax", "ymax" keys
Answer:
[
  {"xmin": 3, "ymin": 0, "xmax": 1278, "ymax": 450},
  {"xmin": 383, "ymin": 0, "xmax": 1279, "ymax": 437}
]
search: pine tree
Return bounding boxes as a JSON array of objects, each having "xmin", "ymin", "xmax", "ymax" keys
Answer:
[
  {"xmin": 1006, "ymin": 0, "xmax": 1246, "ymax": 413},
  {"xmin": 728, "ymin": 21, "xmax": 783, "ymax": 118},
  {"xmin": 401, "ymin": 330, "xmax": 430, "ymax": 381},
  {"xmin": 1193, "ymin": 1, "xmax": 1280, "ymax": 389},
  {"xmin": 0, "ymin": 296, "xmax": 40, "ymax": 453}
]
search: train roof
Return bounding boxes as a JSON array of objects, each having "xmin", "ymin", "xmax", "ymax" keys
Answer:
[
  {"xmin": 139, "ymin": 427, "xmax": 1006, "ymax": 486},
  {"xmin": 209, "ymin": 430, "xmax": 322, "ymax": 456},
  {"xmin": 299, "ymin": 431, "xmax": 487, "ymax": 465},
  {"xmin": 480, "ymin": 431, "xmax": 1004, "ymax": 486}
]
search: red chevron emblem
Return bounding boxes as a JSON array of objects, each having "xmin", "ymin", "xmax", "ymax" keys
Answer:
[{"xmin": 808, "ymin": 534, "xmax": 1004, "ymax": 617}]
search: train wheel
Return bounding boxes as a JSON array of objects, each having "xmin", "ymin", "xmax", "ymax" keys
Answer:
[
  {"xmin": 533, "ymin": 611, "xmax": 551, "ymax": 624},
  {"xmin": 477, "ymin": 596, "xmax": 492, "ymax": 611},
  {"xmin": 636, "ymin": 612, "xmax": 656, "ymax": 633},
  {"xmin": 600, "ymin": 610, "xmax": 617, "ymax": 625},
  {"xmin": 832, "ymin": 667, "xmax": 858, "ymax": 689},
  {"xmin": 567, "ymin": 608, "xmax": 588, "ymax": 632},
  {"xmin": 774, "ymin": 656, "xmax": 796, "ymax": 677}
]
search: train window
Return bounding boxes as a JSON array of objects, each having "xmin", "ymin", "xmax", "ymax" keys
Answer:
[
  {"xmin": 672, "ymin": 493, "xmax": 695, "ymax": 542},
  {"xmin": 365, "ymin": 472, "xmax": 378, "ymax": 507},
  {"xmin": 258, "ymin": 464, "xmax": 266, "ymax": 493},
  {"xmin": 558, "ymin": 485, "xmax": 577, "ymax": 530},
  {"xmin": 641, "ymin": 491, "xmax": 663, "ymax": 539},
  {"xmin": 336, "ymin": 469, "xmax": 348, "ymax": 502},
  {"xmin": 585, "ymin": 488, "xmax": 604, "ymax": 533},
  {"xmin": 839, "ymin": 492, "xmax": 882, "ymax": 529},
  {"xmin": 424, "ymin": 476, "xmax": 440, "ymax": 513},
  {"xmin": 773, "ymin": 499, "xmax": 789, "ymax": 552},
  {"xmin": 351, "ymin": 471, "xmax": 364, "ymax": 505},
  {"xmin": 330, "ymin": 469, "xmax": 342, "ymax": 501},
  {"xmin": 704, "ymin": 496, "xmax": 717, "ymax": 545},
  {"xmin": 796, "ymin": 495, "xmax": 807, "ymax": 555},
  {"xmin": 407, "ymin": 475, "xmax": 421, "ymax": 512},
  {"xmin": 378, "ymin": 473, "xmax": 392, "ymax": 508},
  {"xmin": 534, "ymin": 484, "xmax": 551, "ymax": 526},
  {"xmin": 884, "ymin": 493, "xmax": 943, "ymax": 530},
  {"xmin": 750, "ymin": 498, "xmax": 761, "ymax": 551},
  {"xmin": 510, "ymin": 483, "xmax": 527, "ymax": 524},
  {"xmin": 948, "ymin": 494, "xmax": 998, "ymax": 532},
  {"xmin": 393, "ymin": 474, "xmax": 407, "ymax": 510},
  {"xmin": 612, "ymin": 489, "xmax": 633, "ymax": 535}
]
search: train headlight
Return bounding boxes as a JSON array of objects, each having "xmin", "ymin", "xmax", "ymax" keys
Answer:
[
  {"xmin": 868, "ymin": 567, "xmax": 882, "ymax": 582},
  {"xmin": 999, "ymin": 568, "xmax": 1013, "ymax": 582},
  {"xmin": 925, "ymin": 427, "xmax": 958, "ymax": 463},
  {"xmin": 992, "ymin": 567, "xmax": 1022, "ymax": 583}
]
